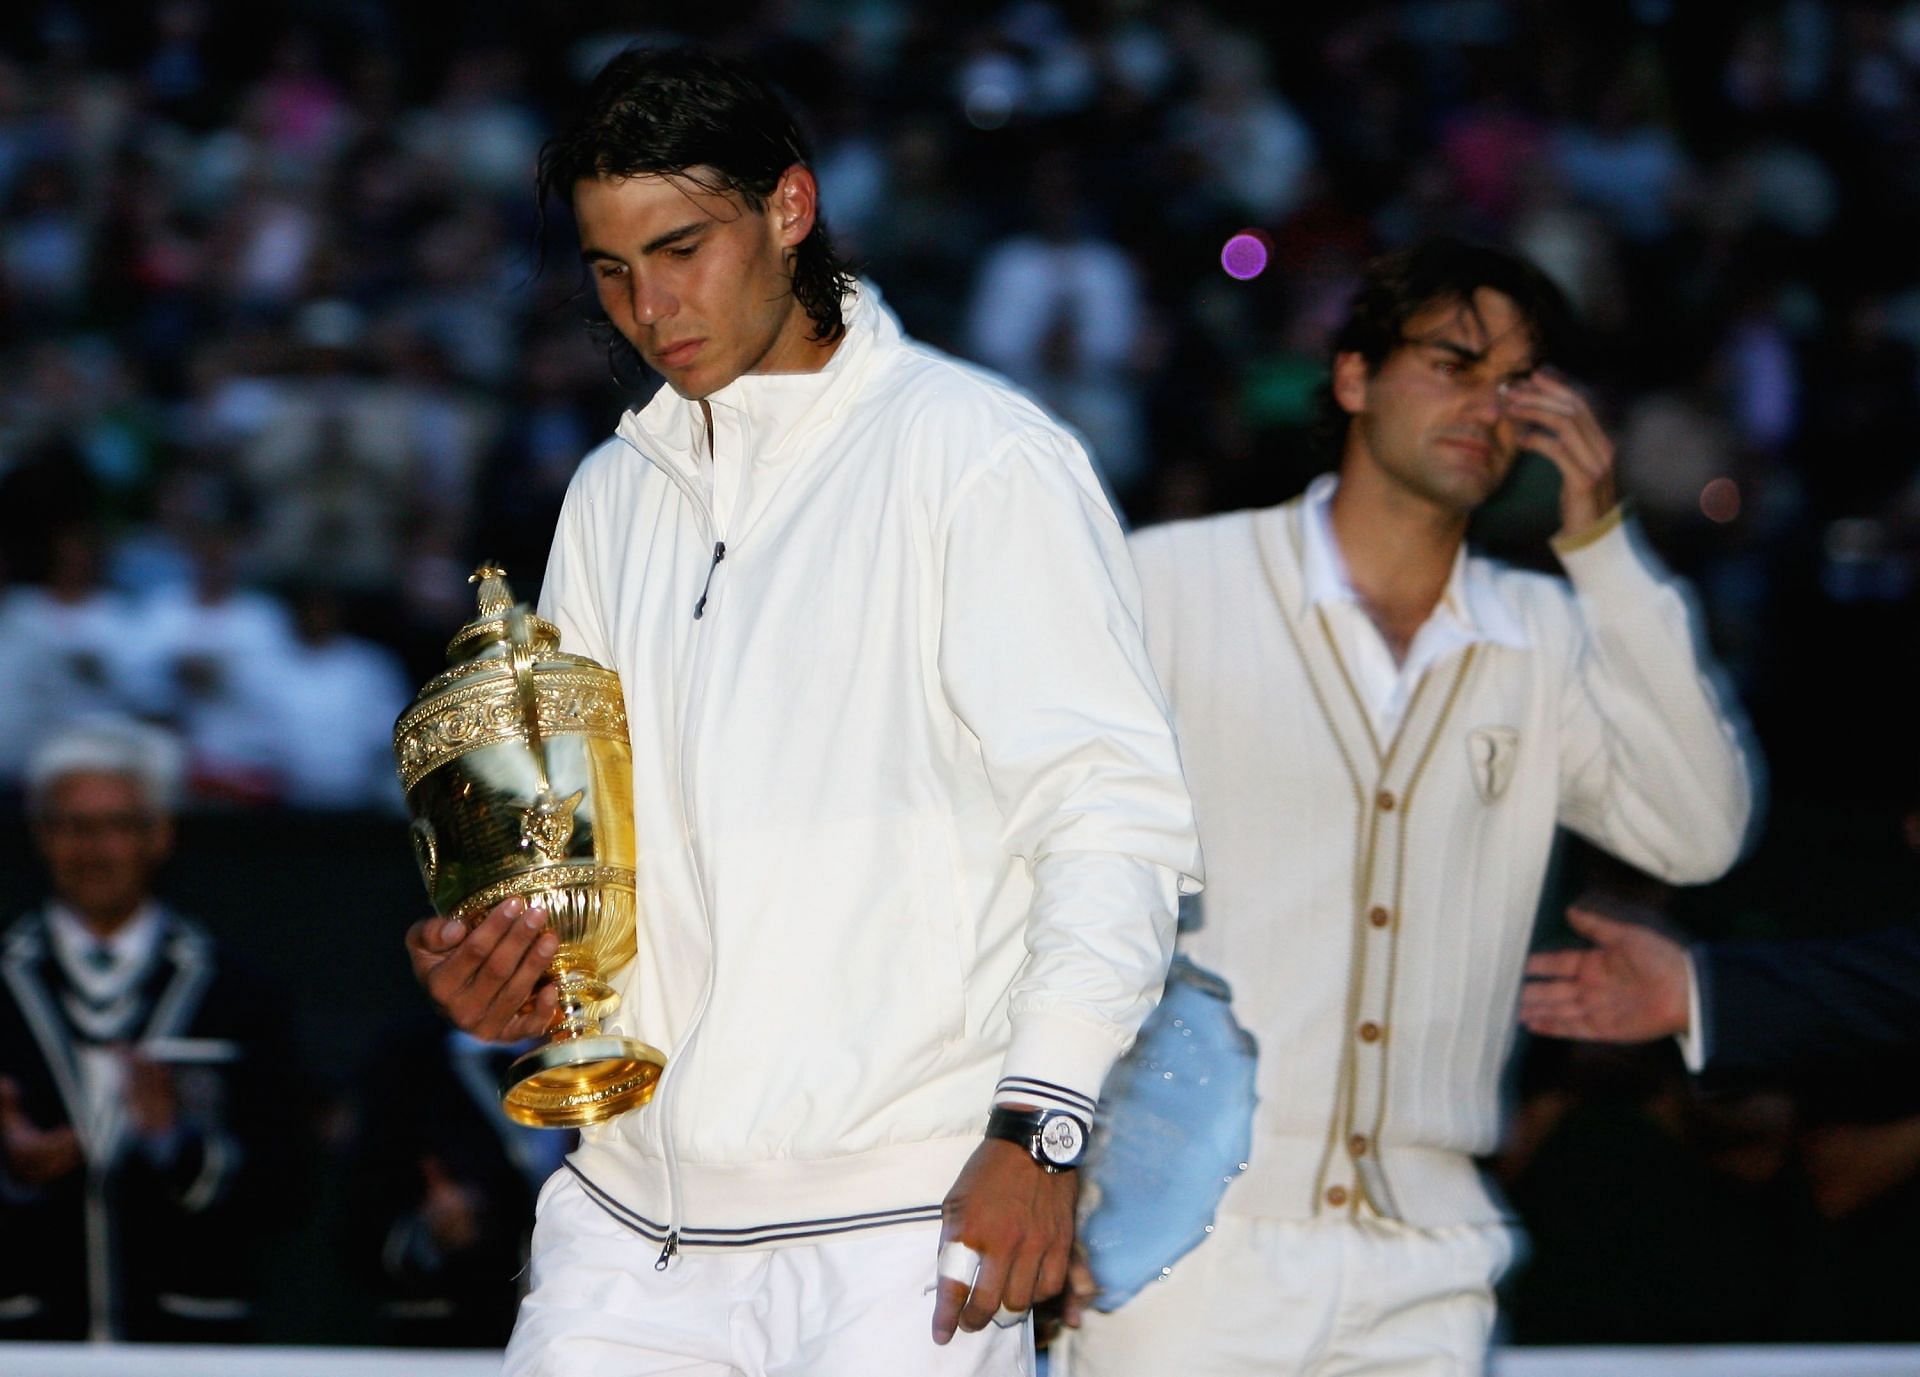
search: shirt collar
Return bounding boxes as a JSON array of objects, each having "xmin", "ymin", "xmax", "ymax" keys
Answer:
[
  {"xmin": 1298, "ymin": 473, "xmax": 1529, "ymax": 650},
  {"xmin": 46, "ymin": 901, "xmax": 164, "ymax": 980}
]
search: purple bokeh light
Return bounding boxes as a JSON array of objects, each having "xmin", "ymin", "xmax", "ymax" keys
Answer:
[{"xmin": 1220, "ymin": 232, "xmax": 1270, "ymax": 281}]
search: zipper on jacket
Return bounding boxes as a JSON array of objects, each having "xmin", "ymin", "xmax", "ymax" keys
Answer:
[
  {"xmin": 606, "ymin": 423, "xmax": 727, "ymax": 1268},
  {"xmin": 692, "ymin": 541, "xmax": 727, "ymax": 620},
  {"xmin": 660, "ymin": 495, "xmax": 725, "ymax": 1267}
]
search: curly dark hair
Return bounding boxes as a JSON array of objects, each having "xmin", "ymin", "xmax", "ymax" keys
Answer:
[
  {"xmin": 538, "ymin": 47, "xmax": 854, "ymax": 349},
  {"xmin": 1312, "ymin": 237, "xmax": 1577, "ymax": 460}
]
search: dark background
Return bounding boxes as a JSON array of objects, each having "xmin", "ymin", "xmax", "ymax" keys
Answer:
[{"xmin": 3, "ymin": 0, "xmax": 1919, "ymax": 1347}]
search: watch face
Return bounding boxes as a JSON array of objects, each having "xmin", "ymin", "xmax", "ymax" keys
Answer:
[{"xmin": 1038, "ymin": 1114, "xmax": 1086, "ymax": 1166}]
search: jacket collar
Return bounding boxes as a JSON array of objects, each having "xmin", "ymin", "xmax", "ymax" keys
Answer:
[
  {"xmin": 3, "ymin": 904, "xmax": 209, "ymax": 1160},
  {"xmin": 617, "ymin": 280, "xmax": 898, "ymax": 475}
]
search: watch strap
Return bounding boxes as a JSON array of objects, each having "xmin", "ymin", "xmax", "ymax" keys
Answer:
[{"xmin": 984, "ymin": 1105, "xmax": 1088, "ymax": 1170}]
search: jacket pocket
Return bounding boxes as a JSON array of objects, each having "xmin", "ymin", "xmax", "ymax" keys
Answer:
[
  {"xmin": 913, "ymin": 819, "xmax": 970, "ymax": 1044},
  {"xmin": 676, "ymin": 814, "xmax": 969, "ymax": 1157}
]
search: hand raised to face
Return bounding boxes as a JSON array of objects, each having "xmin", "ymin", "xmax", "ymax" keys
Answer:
[{"xmin": 1500, "ymin": 371, "xmax": 1619, "ymax": 538}]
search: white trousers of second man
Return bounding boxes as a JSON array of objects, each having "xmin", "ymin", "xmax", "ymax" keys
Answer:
[{"xmin": 1061, "ymin": 1213, "xmax": 1517, "ymax": 1377}]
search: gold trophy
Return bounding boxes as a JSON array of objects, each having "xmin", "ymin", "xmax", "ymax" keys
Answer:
[{"xmin": 394, "ymin": 566, "xmax": 665, "ymax": 1128}]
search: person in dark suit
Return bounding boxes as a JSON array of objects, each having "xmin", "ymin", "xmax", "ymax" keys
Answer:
[
  {"xmin": 337, "ymin": 1012, "xmax": 573, "ymax": 1347},
  {"xmin": 1520, "ymin": 904, "xmax": 1920, "ymax": 1075},
  {"xmin": 0, "ymin": 717, "xmax": 301, "ymax": 1342}
]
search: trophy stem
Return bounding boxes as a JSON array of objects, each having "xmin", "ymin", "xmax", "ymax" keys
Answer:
[
  {"xmin": 500, "ymin": 967, "xmax": 666, "ymax": 1128},
  {"xmin": 548, "ymin": 969, "xmax": 614, "ymax": 1040}
]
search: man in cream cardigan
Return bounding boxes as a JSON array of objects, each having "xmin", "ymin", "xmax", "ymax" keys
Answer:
[{"xmin": 1067, "ymin": 238, "xmax": 1755, "ymax": 1375}]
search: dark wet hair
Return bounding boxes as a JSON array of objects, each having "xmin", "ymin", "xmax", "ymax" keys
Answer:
[
  {"xmin": 538, "ymin": 47, "xmax": 853, "ymax": 346},
  {"xmin": 1314, "ymin": 237, "xmax": 1576, "ymax": 456}
]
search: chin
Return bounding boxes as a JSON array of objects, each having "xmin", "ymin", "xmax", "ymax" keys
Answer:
[
  {"xmin": 660, "ymin": 371, "xmax": 714, "ymax": 401},
  {"xmin": 661, "ymin": 361, "xmax": 738, "ymax": 401}
]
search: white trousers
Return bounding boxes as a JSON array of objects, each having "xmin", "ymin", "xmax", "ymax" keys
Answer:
[
  {"xmin": 504, "ymin": 1169, "xmax": 1035, "ymax": 1377},
  {"xmin": 1060, "ymin": 1214, "xmax": 1516, "ymax": 1377}
]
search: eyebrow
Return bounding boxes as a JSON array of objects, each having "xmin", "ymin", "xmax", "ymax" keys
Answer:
[
  {"xmin": 579, "ymin": 221, "xmax": 708, "ymax": 265},
  {"xmin": 1416, "ymin": 337, "xmax": 1488, "ymax": 365},
  {"xmin": 1411, "ymin": 335, "xmax": 1539, "ymax": 378}
]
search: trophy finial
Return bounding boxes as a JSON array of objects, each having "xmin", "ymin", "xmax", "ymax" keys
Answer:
[
  {"xmin": 470, "ymin": 564, "xmax": 514, "ymax": 619},
  {"xmin": 443, "ymin": 565, "xmax": 560, "ymax": 667}
]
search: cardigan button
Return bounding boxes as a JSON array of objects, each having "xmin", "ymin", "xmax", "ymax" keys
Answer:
[
  {"xmin": 1368, "ymin": 905, "xmax": 1391, "ymax": 928},
  {"xmin": 1325, "ymin": 1185, "xmax": 1349, "ymax": 1207},
  {"xmin": 1358, "ymin": 1021, "xmax": 1383, "ymax": 1044},
  {"xmin": 1349, "ymin": 1133, "xmax": 1369, "ymax": 1157},
  {"xmin": 1376, "ymin": 789, "xmax": 1396, "ymax": 812}
]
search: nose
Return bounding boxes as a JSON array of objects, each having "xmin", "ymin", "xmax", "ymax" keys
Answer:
[
  {"xmin": 1464, "ymin": 378, "xmax": 1507, "ymax": 426},
  {"xmin": 630, "ymin": 274, "xmax": 678, "ymax": 327}
]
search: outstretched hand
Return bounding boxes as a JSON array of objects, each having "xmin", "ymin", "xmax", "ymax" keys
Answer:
[
  {"xmin": 405, "ymin": 897, "xmax": 560, "ymax": 1042},
  {"xmin": 1519, "ymin": 906, "xmax": 1691, "ymax": 1044}
]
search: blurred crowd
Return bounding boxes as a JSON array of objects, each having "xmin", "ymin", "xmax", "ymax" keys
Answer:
[
  {"xmin": 4, "ymin": 0, "xmax": 1920, "ymax": 806},
  {"xmin": 3, "ymin": 0, "xmax": 1920, "ymax": 1348}
]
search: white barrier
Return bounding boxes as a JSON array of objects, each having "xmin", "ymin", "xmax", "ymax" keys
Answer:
[
  {"xmin": 1494, "ymin": 1349, "xmax": 1920, "ymax": 1375},
  {"xmin": 6, "ymin": 1344, "xmax": 1920, "ymax": 1376}
]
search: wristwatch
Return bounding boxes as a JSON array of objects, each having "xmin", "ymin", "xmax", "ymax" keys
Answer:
[{"xmin": 985, "ymin": 1105, "xmax": 1089, "ymax": 1172}]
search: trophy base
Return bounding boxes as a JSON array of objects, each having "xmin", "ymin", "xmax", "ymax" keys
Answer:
[{"xmin": 500, "ymin": 1035, "xmax": 667, "ymax": 1129}]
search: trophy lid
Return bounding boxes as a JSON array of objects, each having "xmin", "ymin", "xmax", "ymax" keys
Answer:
[{"xmin": 446, "ymin": 564, "xmax": 561, "ymax": 666}]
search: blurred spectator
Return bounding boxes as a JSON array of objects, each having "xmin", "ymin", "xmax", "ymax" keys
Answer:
[
  {"xmin": 392, "ymin": 202, "xmax": 521, "ymax": 390},
  {"xmin": 0, "ymin": 718, "xmax": 303, "ymax": 1341},
  {"xmin": 235, "ymin": 299, "xmax": 411, "ymax": 591},
  {"xmin": 123, "ymin": 504, "xmax": 294, "ymax": 805},
  {"xmin": 857, "ymin": 116, "xmax": 985, "ymax": 354},
  {"xmin": 140, "ymin": 0, "xmax": 222, "ymax": 130},
  {"xmin": 338, "ymin": 1013, "xmax": 571, "ymax": 1347},
  {"xmin": 1, "ymin": 160, "xmax": 89, "ymax": 318},
  {"xmin": 966, "ymin": 149, "xmax": 1148, "ymax": 495},
  {"xmin": 252, "ymin": 583, "xmax": 409, "ymax": 813},
  {"xmin": 246, "ymin": 29, "xmax": 346, "ymax": 170},
  {"xmin": 1497, "ymin": 1038, "xmax": 1809, "ymax": 1345},
  {"xmin": 1166, "ymin": 26, "xmax": 1315, "ymax": 223},
  {"xmin": 1548, "ymin": 51, "xmax": 1691, "ymax": 245},
  {"xmin": 397, "ymin": 47, "xmax": 541, "ymax": 202},
  {"xmin": 0, "ymin": 519, "xmax": 139, "ymax": 787}
]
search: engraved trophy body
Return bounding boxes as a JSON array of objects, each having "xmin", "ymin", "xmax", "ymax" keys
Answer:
[{"xmin": 395, "ymin": 567, "xmax": 664, "ymax": 1128}]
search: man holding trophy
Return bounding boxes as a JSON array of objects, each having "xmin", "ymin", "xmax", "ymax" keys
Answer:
[{"xmin": 403, "ymin": 47, "xmax": 1201, "ymax": 1375}]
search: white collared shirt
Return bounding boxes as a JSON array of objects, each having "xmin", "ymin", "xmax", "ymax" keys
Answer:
[
  {"xmin": 1297, "ymin": 473, "xmax": 1529, "ymax": 739},
  {"xmin": 46, "ymin": 901, "xmax": 163, "ymax": 1015},
  {"xmin": 46, "ymin": 901, "xmax": 164, "ymax": 1146}
]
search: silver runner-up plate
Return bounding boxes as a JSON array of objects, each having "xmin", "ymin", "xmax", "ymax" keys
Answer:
[{"xmin": 1079, "ymin": 954, "xmax": 1258, "ymax": 1311}]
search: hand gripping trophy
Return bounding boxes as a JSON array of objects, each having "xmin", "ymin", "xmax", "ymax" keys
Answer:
[{"xmin": 394, "ymin": 566, "xmax": 665, "ymax": 1127}]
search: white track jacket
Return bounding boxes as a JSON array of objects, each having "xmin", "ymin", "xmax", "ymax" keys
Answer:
[{"xmin": 536, "ymin": 286, "xmax": 1203, "ymax": 1257}]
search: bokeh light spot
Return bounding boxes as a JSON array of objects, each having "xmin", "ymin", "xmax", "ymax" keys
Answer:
[
  {"xmin": 964, "ymin": 85, "xmax": 1014, "ymax": 130},
  {"xmin": 1220, "ymin": 231, "xmax": 1270, "ymax": 281},
  {"xmin": 1700, "ymin": 476, "xmax": 1740, "ymax": 524}
]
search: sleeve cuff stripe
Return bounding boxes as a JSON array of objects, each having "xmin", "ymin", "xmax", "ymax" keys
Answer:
[
  {"xmin": 1550, "ymin": 501, "xmax": 1628, "ymax": 555},
  {"xmin": 994, "ymin": 1077, "xmax": 1098, "ymax": 1116}
]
